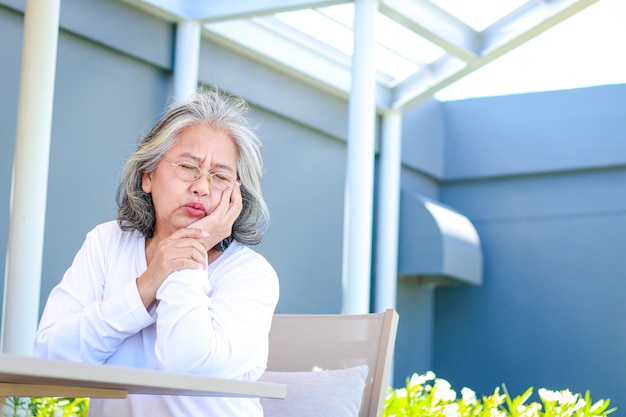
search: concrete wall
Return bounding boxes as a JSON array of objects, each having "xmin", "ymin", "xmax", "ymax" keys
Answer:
[{"xmin": 433, "ymin": 86, "xmax": 626, "ymax": 408}]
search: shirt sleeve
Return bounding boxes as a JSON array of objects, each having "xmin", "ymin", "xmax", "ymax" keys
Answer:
[
  {"xmin": 33, "ymin": 224, "xmax": 155, "ymax": 363},
  {"xmin": 154, "ymin": 247, "xmax": 279, "ymax": 379}
]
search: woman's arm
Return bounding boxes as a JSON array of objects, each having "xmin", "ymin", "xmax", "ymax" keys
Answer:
[
  {"xmin": 34, "ymin": 223, "xmax": 155, "ymax": 363},
  {"xmin": 154, "ymin": 247, "xmax": 279, "ymax": 378}
]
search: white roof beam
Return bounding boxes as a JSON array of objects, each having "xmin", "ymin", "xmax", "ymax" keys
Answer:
[
  {"xmin": 481, "ymin": 0, "xmax": 603, "ymax": 55},
  {"xmin": 205, "ymin": 19, "xmax": 351, "ymax": 91},
  {"xmin": 203, "ymin": 19, "xmax": 392, "ymax": 110},
  {"xmin": 380, "ymin": 0, "xmax": 481, "ymax": 62},
  {"xmin": 118, "ymin": 0, "xmax": 189, "ymax": 21},
  {"xmin": 119, "ymin": 0, "xmax": 348, "ymax": 21},
  {"xmin": 391, "ymin": 56, "xmax": 468, "ymax": 110},
  {"xmin": 391, "ymin": 0, "xmax": 602, "ymax": 111},
  {"xmin": 193, "ymin": 0, "xmax": 350, "ymax": 22}
]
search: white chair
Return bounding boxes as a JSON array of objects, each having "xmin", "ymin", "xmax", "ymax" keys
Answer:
[{"xmin": 260, "ymin": 309, "xmax": 399, "ymax": 417}]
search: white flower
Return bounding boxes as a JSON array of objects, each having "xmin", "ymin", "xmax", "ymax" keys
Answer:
[
  {"xmin": 408, "ymin": 371, "xmax": 436, "ymax": 388},
  {"xmin": 539, "ymin": 388, "xmax": 579, "ymax": 405},
  {"xmin": 572, "ymin": 398, "xmax": 586, "ymax": 412},
  {"xmin": 392, "ymin": 388, "xmax": 407, "ymax": 399},
  {"xmin": 487, "ymin": 387, "xmax": 506, "ymax": 406},
  {"xmin": 433, "ymin": 378, "xmax": 457, "ymax": 402},
  {"xmin": 538, "ymin": 388, "xmax": 559, "ymax": 402},
  {"xmin": 558, "ymin": 389, "xmax": 579, "ymax": 405},
  {"xmin": 461, "ymin": 387, "xmax": 477, "ymax": 405},
  {"xmin": 443, "ymin": 402, "xmax": 460, "ymax": 417},
  {"xmin": 515, "ymin": 402, "xmax": 542, "ymax": 417}
]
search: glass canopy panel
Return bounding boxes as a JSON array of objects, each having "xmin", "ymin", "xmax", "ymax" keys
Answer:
[
  {"xmin": 429, "ymin": 0, "xmax": 531, "ymax": 31},
  {"xmin": 436, "ymin": 0, "xmax": 626, "ymax": 101},
  {"xmin": 274, "ymin": 9, "xmax": 354, "ymax": 56},
  {"xmin": 123, "ymin": 0, "xmax": 623, "ymax": 103},
  {"xmin": 273, "ymin": 3, "xmax": 444, "ymax": 85}
]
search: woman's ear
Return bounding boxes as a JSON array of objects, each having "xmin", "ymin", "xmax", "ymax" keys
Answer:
[{"xmin": 141, "ymin": 171, "xmax": 152, "ymax": 194}]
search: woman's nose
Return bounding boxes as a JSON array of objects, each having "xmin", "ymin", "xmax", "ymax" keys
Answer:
[{"xmin": 191, "ymin": 176, "xmax": 211, "ymax": 196}]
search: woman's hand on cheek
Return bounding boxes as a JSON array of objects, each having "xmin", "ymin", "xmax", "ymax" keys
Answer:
[{"xmin": 187, "ymin": 183, "xmax": 243, "ymax": 251}]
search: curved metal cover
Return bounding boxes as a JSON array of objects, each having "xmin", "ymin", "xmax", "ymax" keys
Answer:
[{"xmin": 398, "ymin": 190, "xmax": 483, "ymax": 285}]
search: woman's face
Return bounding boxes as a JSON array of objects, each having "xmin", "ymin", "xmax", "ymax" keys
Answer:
[{"xmin": 141, "ymin": 123, "xmax": 239, "ymax": 239}]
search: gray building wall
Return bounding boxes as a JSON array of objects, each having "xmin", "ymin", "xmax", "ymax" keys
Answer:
[
  {"xmin": 2, "ymin": 0, "xmax": 626, "ymax": 412},
  {"xmin": 434, "ymin": 86, "xmax": 626, "ymax": 408}
]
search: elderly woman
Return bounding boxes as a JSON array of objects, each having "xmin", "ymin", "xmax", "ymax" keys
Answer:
[{"xmin": 34, "ymin": 87, "xmax": 279, "ymax": 417}]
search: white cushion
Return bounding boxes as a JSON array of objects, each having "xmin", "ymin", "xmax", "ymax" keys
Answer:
[{"xmin": 259, "ymin": 365, "xmax": 369, "ymax": 417}]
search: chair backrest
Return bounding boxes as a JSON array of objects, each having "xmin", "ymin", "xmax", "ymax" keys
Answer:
[{"xmin": 266, "ymin": 309, "xmax": 399, "ymax": 417}]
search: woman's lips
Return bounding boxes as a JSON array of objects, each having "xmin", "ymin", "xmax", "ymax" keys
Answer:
[{"xmin": 184, "ymin": 202, "xmax": 206, "ymax": 217}]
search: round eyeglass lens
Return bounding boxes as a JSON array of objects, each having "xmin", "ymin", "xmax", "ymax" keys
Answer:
[
  {"xmin": 176, "ymin": 163, "xmax": 201, "ymax": 181},
  {"xmin": 210, "ymin": 173, "xmax": 235, "ymax": 191}
]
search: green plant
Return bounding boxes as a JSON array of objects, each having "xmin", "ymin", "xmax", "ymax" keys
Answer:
[
  {"xmin": 383, "ymin": 371, "xmax": 616, "ymax": 417},
  {"xmin": 3, "ymin": 397, "xmax": 88, "ymax": 417}
]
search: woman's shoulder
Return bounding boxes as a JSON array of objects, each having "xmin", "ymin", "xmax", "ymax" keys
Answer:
[
  {"xmin": 224, "ymin": 241, "xmax": 265, "ymax": 261},
  {"xmin": 87, "ymin": 220, "xmax": 143, "ymax": 247},
  {"xmin": 90, "ymin": 220, "xmax": 120, "ymax": 233},
  {"xmin": 89, "ymin": 220, "xmax": 130, "ymax": 236},
  {"xmin": 218, "ymin": 242, "xmax": 276, "ymax": 274}
]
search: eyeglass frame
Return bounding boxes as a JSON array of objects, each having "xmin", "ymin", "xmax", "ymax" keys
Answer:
[{"xmin": 163, "ymin": 157, "xmax": 240, "ymax": 191}]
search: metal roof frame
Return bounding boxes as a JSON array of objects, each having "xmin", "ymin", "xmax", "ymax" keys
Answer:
[{"xmin": 119, "ymin": 0, "xmax": 601, "ymax": 112}]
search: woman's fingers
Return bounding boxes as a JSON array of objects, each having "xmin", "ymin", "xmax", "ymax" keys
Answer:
[
  {"xmin": 170, "ymin": 226, "xmax": 210, "ymax": 240},
  {"xmin": 228, "ymin": 183, "xmax": 243, "ymax": 218},
  {"xmin": 137, "ymin": 236, "xmax": 208, "ymax": 307},
  {"xmin": 152, "ymin": 236, "xmax": 209, "ymax": 273},
  {"xmin": 187, "ymin": 183, "xmax": 243, "ymax": 248},
  {"xmin": 173, "ymin": 238, "xmax": 208, "ymax": 267}
]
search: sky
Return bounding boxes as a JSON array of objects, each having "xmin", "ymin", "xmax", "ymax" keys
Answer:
[{"xmin": 434, "ymin": 0, "xmax": 626, "ymax": 101}]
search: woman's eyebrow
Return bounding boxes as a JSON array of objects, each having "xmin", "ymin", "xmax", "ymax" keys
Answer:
[
  {"xmin": 175, "ymin": 152, "xmax": 202, "ymax": 163},
  {"xmin": 212, "ymin": 162, "xmax": 237, "ymax": 175},
  {"xmin": 175, "ymin": 152, "xmax": 236, "ymax": 175}
]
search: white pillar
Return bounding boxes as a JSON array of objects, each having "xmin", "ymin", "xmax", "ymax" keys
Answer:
[
  {"xmin": 374, "ymin": 111, "xmax": 402, "ymax": 313},
  {"xmin": 341, "ymin": 0, "xmax": 378, "ymax": 314},
  {"xmin": 2, "ymin": 0, "xmax": 60, "ymax": 355},
  {"xmin": 173, "ymin": 20, "xmax": 201, "ymax": 100}
]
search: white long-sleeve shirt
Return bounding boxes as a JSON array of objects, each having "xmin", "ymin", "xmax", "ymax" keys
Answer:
[{"xmin": 34, "ymin": 221, "xmax": 279, "ymax": 417}]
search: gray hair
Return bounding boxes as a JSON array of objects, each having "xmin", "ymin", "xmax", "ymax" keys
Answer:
[{"xmin": 116, "ymin": 86, "xmax": 269, "ymax": 250}]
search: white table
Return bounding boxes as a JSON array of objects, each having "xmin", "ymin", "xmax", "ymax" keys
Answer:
[{"xmin": 0, "ymin": 354, "xmax": 287, "ymax": 400}]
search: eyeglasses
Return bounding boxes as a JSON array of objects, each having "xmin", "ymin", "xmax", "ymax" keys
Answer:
[{"xmin": 164, "ymin": 158, "xmax": 239, "ymax": 191}]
